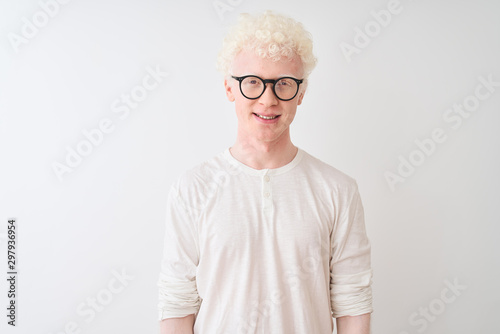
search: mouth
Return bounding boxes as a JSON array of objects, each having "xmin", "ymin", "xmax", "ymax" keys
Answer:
[{"xmin": 253, "ymin": 113, "xmax": 280, "ymax": 120}]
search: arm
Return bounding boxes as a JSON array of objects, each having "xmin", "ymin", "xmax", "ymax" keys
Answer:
[
  {"xmin": 157, "ymin": 184, "xmax": 201, "ymax": 332},
  {"xmin": 160, "ymin": 314, "xmax": 195, "ymax": 334},
  {"xmin": 336, "ymin": 313, "xmax": 370, "ymax": 334},
  {"xmin": 330, "ymin": 182, "xmax": 373, "ymax": 329}
]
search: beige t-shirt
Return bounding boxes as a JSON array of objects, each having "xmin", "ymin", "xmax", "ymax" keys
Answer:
[{"xmin": 158, "ymin": 147, "xmax": 373, "ymax": 333}]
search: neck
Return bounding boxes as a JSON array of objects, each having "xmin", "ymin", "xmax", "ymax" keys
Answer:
[{"xmin": 230, "ymin": 131, "xmax": 298, "ymax": 170}]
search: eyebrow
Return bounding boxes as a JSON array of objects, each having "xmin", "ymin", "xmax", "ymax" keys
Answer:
[{"xmin": 239, "ymin": 73, "xmax": 300, "ymax": 79}]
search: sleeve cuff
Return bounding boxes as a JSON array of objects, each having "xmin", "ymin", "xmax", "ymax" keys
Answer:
[
  {"xmin": 158, "ymin": 274, "xmax": 201, "ymax": 320},
  {"xmin": 330, "ymin": 269, "xmax": 373, "ymax": 318}
]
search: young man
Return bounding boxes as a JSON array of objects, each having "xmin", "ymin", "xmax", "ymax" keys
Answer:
[{"xmin": 158, "ymin": 11, "xmax": 373, "ymax": 334}]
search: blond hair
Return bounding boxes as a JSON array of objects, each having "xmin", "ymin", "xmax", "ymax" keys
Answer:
[{"xmin": 217, "ymin": 11, "xmax": 317, "ymax": 79}]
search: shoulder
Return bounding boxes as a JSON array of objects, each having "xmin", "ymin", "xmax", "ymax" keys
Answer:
[
  {"xmin": 169, "ymin": 151, "xmax": 230, "ymax": 210},
  {"xmin": 299, "ymin": 149, "xmax": 359, "ymax": 192}
]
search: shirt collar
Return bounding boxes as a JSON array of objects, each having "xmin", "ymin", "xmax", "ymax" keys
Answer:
[{"xmin": 222, "ymin": 147, "xmax": 304, "ymax": 176}]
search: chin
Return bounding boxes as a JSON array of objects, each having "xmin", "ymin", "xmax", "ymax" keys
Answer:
[{"xmin": 256, "ymin": 131, "xmax": 284, "ymax": 142}]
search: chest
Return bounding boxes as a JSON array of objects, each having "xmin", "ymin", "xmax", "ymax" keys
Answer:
[{"xmin": 197, "ymin": 175, "xmax": 334, "ymax": 261}]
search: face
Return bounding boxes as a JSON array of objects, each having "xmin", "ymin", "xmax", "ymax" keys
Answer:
[{"xmin": 224, "ymin": 49, "xmax": 305, "ymax": 145}]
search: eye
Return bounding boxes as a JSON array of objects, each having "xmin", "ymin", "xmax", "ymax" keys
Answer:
[
  {"xmin": 277, "ymin": 79, "xmax": 294, "ymax": 88},
  {"xmin": 243, "ymin": 77, "xmax": 262, "ymax": 87}
]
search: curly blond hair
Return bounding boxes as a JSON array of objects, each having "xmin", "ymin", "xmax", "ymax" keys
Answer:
[{"xmin": 217, "ymin": 11, "xmax": 317, "ymax": 79}]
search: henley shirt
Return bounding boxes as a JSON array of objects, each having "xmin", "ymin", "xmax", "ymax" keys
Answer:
[{"xmin": 158, "ymin": 147, "xmax": 373, "ymax": 334}]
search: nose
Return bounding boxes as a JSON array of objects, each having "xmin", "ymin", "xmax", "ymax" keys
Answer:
[{"xmin": 258, "ymin": 83, "xmax": 279, "ymax": 106}]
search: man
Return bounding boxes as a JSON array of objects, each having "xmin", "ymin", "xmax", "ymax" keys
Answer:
[{"xmin": 158, "ymin": 11, "xmax": 373, "ymax": 334}]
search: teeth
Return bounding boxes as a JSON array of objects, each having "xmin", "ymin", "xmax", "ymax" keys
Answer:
[{"xmin": 256, "ymin": 113, "xmax": 278, "ymax": 120}]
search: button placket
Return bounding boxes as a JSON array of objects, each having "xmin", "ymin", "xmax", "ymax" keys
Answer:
[{"xmin": 261, "ymin": 172, "xmax": 273, "ymax": 213}]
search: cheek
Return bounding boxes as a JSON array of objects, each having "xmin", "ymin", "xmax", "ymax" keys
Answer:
[
  {"xmin": 234, "ymin": 101, "xmax": 255, "ymax": 119},
  {"xmin": 282, "ymin": 107, "xmax": 298, "ymax": 121}
]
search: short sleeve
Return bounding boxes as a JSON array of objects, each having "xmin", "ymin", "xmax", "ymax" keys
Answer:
[
  {"xmin": 157, "ymin": 183, "xmax": 202, "ymax": 320},
  {"xmin": 330, "ymin": 182, "xmax": 373, "ymax": 318}
]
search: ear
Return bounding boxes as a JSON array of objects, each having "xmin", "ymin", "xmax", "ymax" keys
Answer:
[
  {"xmin": 297, "ymin": 90, "xmax": 305, "ymax": 106},
  {"xmin": 224, "ymin": 77, "xmax": 235, "ymax": 102}
]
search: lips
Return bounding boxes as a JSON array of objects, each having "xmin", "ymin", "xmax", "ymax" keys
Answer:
[{"xmin": 253, "ymin": 113, "xmax": 280, "ymax": 120}]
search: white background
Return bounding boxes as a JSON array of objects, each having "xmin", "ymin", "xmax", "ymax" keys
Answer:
[{"xmin": 1, "ymin": 0, "xmax": 499, "ymax": 333}]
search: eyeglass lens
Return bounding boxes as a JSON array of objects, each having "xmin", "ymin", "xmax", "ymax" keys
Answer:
[{"xmin": 240, "ymin": 76, "xmax": 299, "ymax": 100}]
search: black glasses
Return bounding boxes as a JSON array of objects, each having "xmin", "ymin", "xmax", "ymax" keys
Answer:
[{"xmin": 231, "ymin": 75, "xmax": 304, "ymax": 101}]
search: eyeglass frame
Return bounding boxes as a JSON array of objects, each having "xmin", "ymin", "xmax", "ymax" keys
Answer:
[{"xmin": 231, "ymin": 75, "xmax": 304, "ymax": 101}]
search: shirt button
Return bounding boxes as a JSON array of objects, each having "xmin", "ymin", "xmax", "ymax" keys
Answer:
[
  {"xmin": 264, "ymin": 175, "xmax": 270, "ymax": 182},
  {"xmin": 263, "ymin": 191, "xmax": 270, "ymax": 198}
]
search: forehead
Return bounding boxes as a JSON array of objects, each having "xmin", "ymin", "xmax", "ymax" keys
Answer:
[{"xmin": 231, "ymin": 49, "xmax": 304, "ymax": 78}]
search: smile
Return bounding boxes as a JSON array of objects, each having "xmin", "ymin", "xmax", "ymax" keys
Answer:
[{"xmin": 253, "ymin": 113, "xmax": 280, "ymax": 120}]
